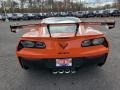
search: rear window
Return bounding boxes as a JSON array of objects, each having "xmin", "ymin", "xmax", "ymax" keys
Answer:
[{"xmin": 49, "ymin": 24, "xmax": 77, "ymax": 34}]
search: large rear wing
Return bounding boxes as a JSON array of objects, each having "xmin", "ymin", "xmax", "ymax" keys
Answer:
[{"xmin": 10, "ymin": 21, "xmax": 115, "ymax": 36}]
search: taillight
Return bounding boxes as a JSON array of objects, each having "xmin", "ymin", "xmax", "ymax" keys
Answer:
[
  {"xmin": 81, "ymin": 37, "xmax": 108, "ymax": 47},
  {"xmin": 21, "ymin": 41, "xmax": 35, "ymax": 48},
  {"xmin": 17, "ymin": 40, "xmax": 46, "ymax": 51}
]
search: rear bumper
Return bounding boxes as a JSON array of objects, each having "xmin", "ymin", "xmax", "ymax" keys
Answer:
[
  {"xmin": 19, "ymin": 54, "xmax": 108, "ymax": 68},
  {"xmin": 17, "ymin": 45, "xmax": 109, "ymax": 59}
]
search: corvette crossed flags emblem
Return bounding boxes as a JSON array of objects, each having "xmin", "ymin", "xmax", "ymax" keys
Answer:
[{"xmin": 59, "ymin": 43, "xmax": 68, "ymax": 49}]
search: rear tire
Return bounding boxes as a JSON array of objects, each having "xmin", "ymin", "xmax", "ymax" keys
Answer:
[
  {"xmin": 19, "ymin": 58, "xmax": 29, "ymax": 70},
  {"xmin": 97, "ymin": 59, "xmax": 106, "ymax": 67},
  {"xmin": 97, "ymin": 54, "xmax": 108, "ymax": 67},
  {"xmin": 22, "ymin": 65, "xmax": 29, "ymax": 70}
]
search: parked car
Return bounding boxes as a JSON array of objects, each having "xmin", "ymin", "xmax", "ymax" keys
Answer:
[
  {"xmin": 32, "ymin": 13, "xmax": 42, "ymax": 20},
  {"xmin": 93, "ymin": 10, "xmax": 99, "ymax": 17},
  {"xmin": 42, "ymin": 13, "xmax": 48, "ymax": 19},
  {"xmin": 17, "ymin": 13, "xmax": 23, "ymax": 20},
  {"xmin": 7, "ymin": 13, "xmax": 13, "ymax": 20},
  {"xmin": 86, "ymin": 11, "xmax": 95, "ymax": 18},
  {"xmin": 22, "ymin": 13, "xmax": 34, "ymax": 20},
  {"xmin": 75, "ymin": 11, "xmax": 85, "ymax": 18},
  {"xmin": 40, "ymin": 13, "xmax": 47, "ymax": 19},
  {"xmin": 96, "ymin": 10, "xmax": 104, "ymax": 17},
  {"xmin": 102, "ymin": 10, "xmax": 110, "ymax": 17},
  {"xmin": 0, "ymin": 14, "xmax": 2, "ymax": 20},
  {"xmin": 11, "ymin": 13, "xmax": 19, "ymax": 20},
  {"xmin": 59, "ymin": 12, "xmax": 68, "ymax": 17},
  {"xmin": 22, "ymin": 13, "xmax": 35, "ymax": 20},
  {"xmin": 109, "ymin": 9, "xmax": 120, "ymax": 17},
  {"xmin": 22, "ymin": 13, "xmax": 28, "ymax": 20},
  {"xmin": 10, "ymin": 17, "xmax": 115, "ymax": 74},
  {"xmin": 53, "ymin": 12, "xmax": 58, "ymax": 17},
  {"xmin": 1, "ymin": 14, "xmax": 8, "ymax": 21},
  {"xmin": 67, "ymin": 11, "xmax": 74, "ymax": 16}
]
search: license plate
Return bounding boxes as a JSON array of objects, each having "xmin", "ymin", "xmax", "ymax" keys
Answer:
[{"xmin": 56, "ymin": 58, "xmax": 72, "ymax": 67}]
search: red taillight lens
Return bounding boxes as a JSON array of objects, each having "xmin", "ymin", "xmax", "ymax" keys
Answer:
[
  {"xmin": 17, "ymin": 40, "xmax": 46, "ymax": 51},
  {"xmin": 81, "ymin": 37, "xmax": 108, "ymax": 47}
]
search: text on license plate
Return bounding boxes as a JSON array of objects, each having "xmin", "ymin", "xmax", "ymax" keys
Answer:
[{"xmin": 56, "ymin": 58, "xmax": 72, "ymax": 67}]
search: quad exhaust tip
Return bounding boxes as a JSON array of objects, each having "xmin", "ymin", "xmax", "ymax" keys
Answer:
[
  {"xmin": 58, "ymin": 69, "xmax": 64, "ymax": 74},
  {"xmin": 52, "ymin": 69, "xmax": 58, "ymax": 74},
  {"xmin": 52, "ymin": 69, "xmax": 76, "ymax": 74},
  {"xmin": 65, "ymin": 69, "xmax": 70, "ymax": 74},
  {"xmin": 71, "ymin": 69, "xmax": 76, "ymax": 74}
]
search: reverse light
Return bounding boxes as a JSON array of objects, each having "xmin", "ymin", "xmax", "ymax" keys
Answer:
[
  {"xmin": 81, "ymin": 40, "xmax": 91, "ymax": 47},
  {"xmin": 92, "ymin": 38, "xmax": 105, "ymax": 45},
  {"xmin": 35, "ymin": 42, "xmax": 46, "ymax": 48}
]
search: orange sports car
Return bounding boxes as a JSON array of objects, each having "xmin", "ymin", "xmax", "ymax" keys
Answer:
[{"xmin": 10, "ymin": 17, "xmax": 115, "ymax": 74}]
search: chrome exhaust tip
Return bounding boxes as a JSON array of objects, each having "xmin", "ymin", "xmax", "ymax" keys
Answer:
[
  {"xmin": 58, "ymin": 69, "xmax": 64, "ymax": 74},
  {"xmin": 65, "ymin": 69, "xmax": 70, "ymax": 74},
  {"xmin": 52, "ymin": 69, "xmax": 58, "ymax": 74},
  {"xmin": 71, "ymin": 69, "xmax": 76, "ymax": 74}
]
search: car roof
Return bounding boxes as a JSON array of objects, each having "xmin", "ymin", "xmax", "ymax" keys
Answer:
[{"xmin": 41, "ymin": 17, "xmax": 81, "ymax": 24}]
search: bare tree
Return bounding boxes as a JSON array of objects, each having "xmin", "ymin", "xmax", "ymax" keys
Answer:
[
  {"xmin": 0, "ymin": 0, "xmax": 85, "ymax": 13},
  {"xmin": 117, "ymin": 0, "xmax": 120, "ymax": 3},
  {"xmin": 20, "ymin": 0, "xmax": 26, "ymax": 9},
  {"xmin": 117, "ymin": 0, "xmax": 120, "ymax": 8},
  {"xmin": 28, "ymin": 0, "xmax": 33, "ymax": 8}
]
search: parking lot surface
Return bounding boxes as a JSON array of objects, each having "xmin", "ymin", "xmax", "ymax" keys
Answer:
[{"xmin": 0, "ymin": 17, "xmax": 120, "ymax": 90}]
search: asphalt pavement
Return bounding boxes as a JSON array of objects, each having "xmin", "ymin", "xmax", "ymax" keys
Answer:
[{"xmin": 0, "ymin": 17, "xmax": 120, "ymax": 90}]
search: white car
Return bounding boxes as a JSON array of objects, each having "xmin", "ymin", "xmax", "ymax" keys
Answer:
[
  {"xmin": 16, "ymin": 13, "xmax": 23, "ymax": 19},
  {"xmin": 7, "ymin": 13, "xmax": 13, "ymax": 20},
  {"xmin": 0, "ymin": 14, "xmax": 2, "ymax": 20}
]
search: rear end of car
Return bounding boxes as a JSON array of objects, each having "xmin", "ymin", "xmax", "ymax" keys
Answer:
[
  {"xmin": 17, "ymin": 35, "xmax": 109, "ymax": 70},
  {"xmin": 10, "ymin": 17, "xmax": 115, "ymax": 74},
  {"xmin": 16, "ymin": 24, "xmax": 109, "ymax": 73}
]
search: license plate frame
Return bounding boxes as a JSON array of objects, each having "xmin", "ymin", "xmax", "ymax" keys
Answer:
[{"xmin": 56, "ymin": 58, "xmax": 72, "ymax": 67}]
